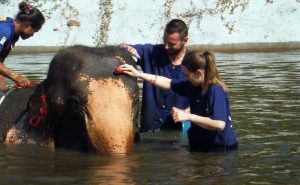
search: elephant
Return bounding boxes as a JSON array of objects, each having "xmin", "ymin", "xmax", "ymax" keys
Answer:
[{"xmin": 0, "ymin": 45, "xmax": 140, "ymax": 156}]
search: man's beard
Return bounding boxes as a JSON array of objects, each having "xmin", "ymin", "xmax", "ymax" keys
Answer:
[{"xmin": 166, "ymin": 47, "xmax": 181, "ymax": 56}]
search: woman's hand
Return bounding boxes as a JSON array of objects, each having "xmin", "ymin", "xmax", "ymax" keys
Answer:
[
  {"xmin": 171, "ymin": 107, "xmax": 190, "ymax": 123},
  {"xmin": 14, "ymin": 75, "xmax": 31, "ymax": 87},
  {"xmin": 119, "ymin": 64, "xmax": 141, "ymax": 78}
]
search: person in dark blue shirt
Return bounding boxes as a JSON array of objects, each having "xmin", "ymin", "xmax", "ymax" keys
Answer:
[
  {"xmin": 120, "ymin": 50, "xmax": 238, "ymax": 152},
  {"xmin": 119, "ymin": 19, "xmax": 190, "ymax": 132},
  {"xmin": 0, "ymin": 2, "xmax": 45, "ymax": 91}
]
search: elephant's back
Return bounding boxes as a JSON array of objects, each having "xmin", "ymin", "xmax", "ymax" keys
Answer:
[{"xmin": 0, "ymin": 87, "xmax": 36, "ymax": 141}]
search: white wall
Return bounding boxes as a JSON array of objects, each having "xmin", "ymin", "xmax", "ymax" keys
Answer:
[{"xmin": 1, "ymin": 0, "xmax": 299, "ymax": 46}]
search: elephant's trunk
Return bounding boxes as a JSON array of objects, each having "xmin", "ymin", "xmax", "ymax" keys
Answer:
[{"xmin": 85, "ymin": 78, "xmax": 134, "ymax": 156}]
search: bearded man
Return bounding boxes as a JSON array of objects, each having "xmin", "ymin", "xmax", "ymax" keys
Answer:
[{"xmin": 119, "ymin": 19, "xmax": 190, "ymax": 133}]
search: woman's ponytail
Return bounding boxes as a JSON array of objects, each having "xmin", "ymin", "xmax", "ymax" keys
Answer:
[
  {"xmin": 204, "ymin": 51, "xmax": 227, "ymax": 92},
  {"xmin": 182, "ymin": 50, "xmax": 228, "ymax": 92}
]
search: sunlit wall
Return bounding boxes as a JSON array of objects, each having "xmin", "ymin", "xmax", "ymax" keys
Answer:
[{"xmin": 0, "ymin": 0, "xmax": 299, "ymax": 46}]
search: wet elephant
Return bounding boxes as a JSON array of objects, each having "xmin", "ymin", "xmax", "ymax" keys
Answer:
[{"xmin": 0, "ymin": 45, "xmax": 140, "ymax": 156}]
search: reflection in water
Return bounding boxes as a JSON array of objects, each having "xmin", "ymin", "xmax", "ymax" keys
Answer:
[
  {"xmin": 0, "ymin": 145, "xmax": 137, "ymax": 185},
  {"xmin": 186, "ymin": 152, "xmax": 238, "ymax": 184},
  {"xmin": 91, "ymin": 157, "xmax": 137, "ymax": 185},
  {"xmin": 1, "ymin": 50, "xmax": 300, "ymax": 184}
]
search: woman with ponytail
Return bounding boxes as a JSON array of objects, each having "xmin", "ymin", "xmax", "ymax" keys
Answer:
[
  {"xmin": 120, "ymin": 50, "xmax": 238, "ymax": 152},
  {"xmin": 0, "ymin": 2, "xmax": 45, "ymax": 91}
]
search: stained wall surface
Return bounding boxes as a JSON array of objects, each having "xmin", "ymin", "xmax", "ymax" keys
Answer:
[{"xmin": 0, "ymin": 0, "xmax": 299, "ymax": 46}]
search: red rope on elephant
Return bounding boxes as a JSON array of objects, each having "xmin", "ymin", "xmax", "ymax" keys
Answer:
[{"xmin": 29, "ymin": 95, "xmax": 47, "ymax": 128}]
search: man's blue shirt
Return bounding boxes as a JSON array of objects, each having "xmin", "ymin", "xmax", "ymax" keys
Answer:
[
  {"xmin": 171, "ymin": 80, "xmax": 238, "ymax": 151},
  {"xmin": 133, "ymin": 44, "xmax": 189, "ymax": 132},
  {"xmin": 0, "ymin": 17, "xmax": 18, "ymax": 60}
]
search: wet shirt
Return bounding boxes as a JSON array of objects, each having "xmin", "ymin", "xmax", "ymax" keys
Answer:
[
  {"xmin": 0, "ymin": 17, "xmax": 18, "ymax": 60},
  {"xmin": 171, "ymin": 80, "xmax": 238, "ymax": 151},
  {"xmin": 133, "ymin": 44, "xmax": 189, "ymax": 132}
]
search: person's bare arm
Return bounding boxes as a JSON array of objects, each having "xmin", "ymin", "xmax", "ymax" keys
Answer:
[
  {"xmin": 0, "ymin": 74, "xmax": 8, "ymax": 91},
  {"xmin": 0, "ymin": 59, "xmax": 31, "ymax": 87},
  {"xmin": 0, "ymin": 59, "xmax": 8, "ymax": 91},
  {"xmin": 120, "ymin": 64, "xmax": 171, "ymax": 90},
  {"xmin": 0, "ymin": 59, "xmax": 16, "ymax": 79}
]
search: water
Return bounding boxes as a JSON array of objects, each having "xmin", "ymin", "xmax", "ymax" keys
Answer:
[{"xmin": 1, "ymin": 51, "xmax": 300, "ymax": 184}]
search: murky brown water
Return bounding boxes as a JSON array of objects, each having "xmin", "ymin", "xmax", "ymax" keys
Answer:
[{"xmin": 1, "ymin": 50, "xmax": 299, "ymax": 184}]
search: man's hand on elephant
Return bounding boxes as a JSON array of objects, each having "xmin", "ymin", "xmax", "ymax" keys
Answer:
[
  {"xmin": 117, "ymin": 43, "xmax": 129, "ymax": 48},
  {"xmin": 119, "ymin": 64, "xmax": 140, "ymax": 78},
  {"xmin": 171, "ymin": 107, "xmax": 190, "ymax": 123},
  {"xmin": 14, "ymin": 75, "xmax": 31, "ymax": 88},
  {"xmin": 118, "ymin": 43, "xmax": 140, "ymax": 60}
]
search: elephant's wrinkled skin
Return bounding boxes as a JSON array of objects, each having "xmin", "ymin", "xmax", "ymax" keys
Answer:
[{"xmin": 0, "ymin": 45, "xmax": 140, "ymax": 156}]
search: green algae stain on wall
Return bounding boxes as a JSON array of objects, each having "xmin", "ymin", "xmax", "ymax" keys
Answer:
[
  {"xmin": 173, "ymin": 0, "xmax": 249, "ymax": 34},
  {"xmin": 164, "ymin": 0, "xmax": 177, "ymax": 20},
  {"xmin": 0, "ymin": 0, "xmax": 10, "ymax": 5},
  {"xmin": 94, "ymin": 0, "xmax": 113, "ymax": 46},
  {"xmin": 58, "ymin": 1, "xmax": 80, "ymax": 45},
  {"xmin": 91, "ymin": 0, "xmax": 251, "ymax": 45}
]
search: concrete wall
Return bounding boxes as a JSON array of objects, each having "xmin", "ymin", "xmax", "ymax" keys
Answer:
[{"xmin": 1, "ymin": 0, "xmax": 300, "ymax": 47}]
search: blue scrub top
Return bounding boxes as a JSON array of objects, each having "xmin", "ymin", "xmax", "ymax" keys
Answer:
[
  {"xmin": 171, "ymin": 80, "xmax": 238, "ymax": 151},
  {"xmin": 133, "ymin": 44, "xmax": 189, "ymax": 132},
  {"xmin": 0, "ymin": 17, "xmax": 18, "ymax": 60}
]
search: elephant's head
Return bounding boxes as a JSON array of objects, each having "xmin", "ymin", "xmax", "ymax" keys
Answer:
[{"xmin": 45, "ymin": 46, "xmax": 139, "ymax": 155}]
